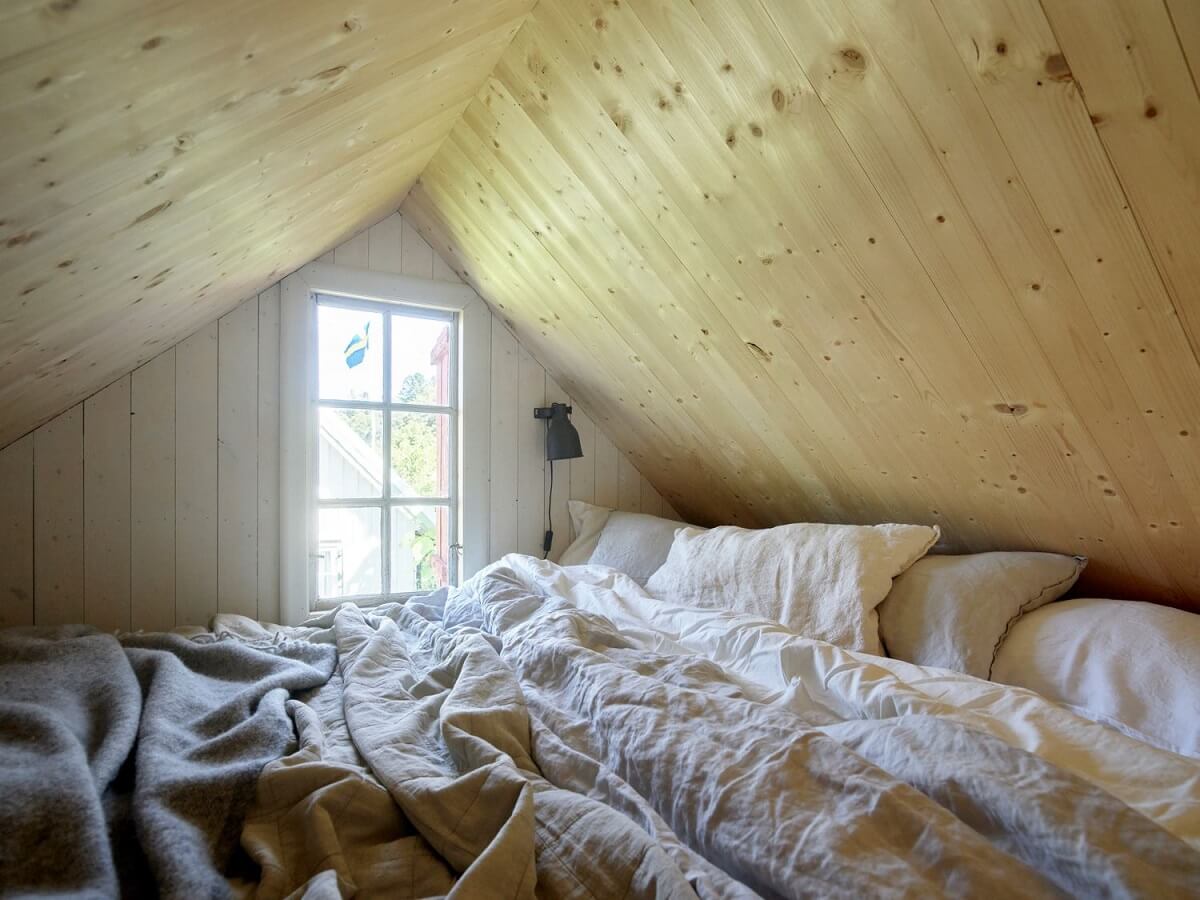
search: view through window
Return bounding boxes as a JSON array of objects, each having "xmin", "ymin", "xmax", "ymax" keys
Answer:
[{"xmin": 315, "ymin": 294, "xmax": 457, "ymax": 604}]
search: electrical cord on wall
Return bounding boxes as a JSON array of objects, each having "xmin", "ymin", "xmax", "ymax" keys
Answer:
[{"xmin": 543, "ymin": 421, "xmax": 554, "ymax": 559}]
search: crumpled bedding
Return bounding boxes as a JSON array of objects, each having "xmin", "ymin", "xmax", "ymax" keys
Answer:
[
  {"xmin": 220, "ymin": 556, "xmax": 1200, "ymax": 898},
  {"xmin": 0, "ymin": 626, "xmax": 335, "ymax": 898}
]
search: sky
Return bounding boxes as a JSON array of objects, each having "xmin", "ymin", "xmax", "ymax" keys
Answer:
[{"xmin": 316, "ymin": 301, "xmax": 450, "ymax": 403}]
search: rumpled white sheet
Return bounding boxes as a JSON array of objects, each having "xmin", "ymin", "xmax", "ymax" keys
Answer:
[{"xmin": 524, "ymin": 556, "xmax": 1200, "ymax": 850}]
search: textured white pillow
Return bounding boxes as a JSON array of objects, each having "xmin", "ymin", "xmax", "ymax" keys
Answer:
[
  {"xmin": 558, "ymin": 500, "xmax": 612, "ymax": 565},
  {"xmin": 877, "ymin": 552, "xmax": 1086, "ymax": 679},
  {"xmin": 645, "ymin": 522, "xmax": 939, "ymax": 655},
  {"xmin": 558, "ymin": 500, "xmax": 697, "ymax": 586},
  {"xmin": 590, "ymin": 511, "xmax": 691, "ymax": 586},
  {"xmin": 992, "ymin": 598, "xmax": 1200, "ymax": 758}
]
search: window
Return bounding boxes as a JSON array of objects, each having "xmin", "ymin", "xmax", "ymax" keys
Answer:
[
  {"xmin": 314, "ymin": 295, "xmax": 458, "ymax": 605},
  {"xmin": 280, "ymin": 262, "xmax": 490, "ymax": 625}
]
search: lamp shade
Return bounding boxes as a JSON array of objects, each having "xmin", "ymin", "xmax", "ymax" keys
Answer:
[{"xmin": 545, "ymin": 403, "xmax": 583, "ymax": 460}]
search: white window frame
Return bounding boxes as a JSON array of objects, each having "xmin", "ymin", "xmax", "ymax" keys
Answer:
[{"xmin": 280, "ymin": 262, "xmax": 491, "ymax": 625}]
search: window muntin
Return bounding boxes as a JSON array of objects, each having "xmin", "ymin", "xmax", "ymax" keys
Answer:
[{"xmin": 315, "ymin": 293, "xmax": 457, "ymax": 605}]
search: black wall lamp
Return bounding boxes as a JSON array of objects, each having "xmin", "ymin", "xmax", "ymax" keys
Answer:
[
  {"xmin": 534, "ymin": 403, "xmax": 584, "ymax": 556},
  {"xmin": 534, "ymin": 402, "xmax": 583, "ymax": 461}
]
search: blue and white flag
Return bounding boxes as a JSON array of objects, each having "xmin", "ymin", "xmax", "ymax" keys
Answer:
[{"xmin": 344, "ymin": 321, "xmax": 370, "ymax": 368}]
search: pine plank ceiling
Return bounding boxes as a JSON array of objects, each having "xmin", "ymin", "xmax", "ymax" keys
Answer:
[
  {"xmin": 3, "ymin": 1, "xmax": 1200, "ymax": 608},
  {"xmin": 401, "ymin": 0, "xmax": 1200, "ymax": 608},
  {"xmin": 0, "ymin": 0, "xmax": 535, "ymax": 447}
]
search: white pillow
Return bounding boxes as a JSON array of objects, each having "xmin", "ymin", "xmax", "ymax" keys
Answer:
[
  {"xmin": 877, "ymin": 552, "xmax": 1086, "ymax": 679},
  {"xmin": 992, "ymin": 598, "xmax": 1200, "ymax": 758},
  {"xmin": 645, "ymin": 523, "xmax": 939, "ymax": 655},
  {"xmin": 558, "ymin": 501, "xmax": 699, "ymax": 585},
  {"xmin": 559, "ymin": 500, "xmax": 612, "ymax": 566}
]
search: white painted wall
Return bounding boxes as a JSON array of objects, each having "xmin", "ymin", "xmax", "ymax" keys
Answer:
[{"xmin": 0, "ymin": 212, "xmax": 675, "ymax": 630}]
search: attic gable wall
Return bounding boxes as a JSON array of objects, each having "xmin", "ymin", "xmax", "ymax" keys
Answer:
[{"xmin": 0, "ymin": 212, "xmax": 675, "ymax": 630}]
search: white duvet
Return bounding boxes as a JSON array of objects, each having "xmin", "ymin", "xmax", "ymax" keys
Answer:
[
  {"xmin": 214, "ymin": 555, "xmax": 1200, "ymax": 897},
  {"xmin": 530, "ymin": 556, "xmax": 1200, "ymax": 850}
]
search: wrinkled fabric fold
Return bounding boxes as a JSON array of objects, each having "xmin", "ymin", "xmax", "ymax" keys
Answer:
[{"xmin": 0, "ymin": 627, "xmax": 335, "ymax": 898}]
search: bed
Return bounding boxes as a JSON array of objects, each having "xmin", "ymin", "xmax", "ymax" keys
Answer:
[{"xmin": 2, "ymin": 553, "xmax": 1199, "ymax": 898}]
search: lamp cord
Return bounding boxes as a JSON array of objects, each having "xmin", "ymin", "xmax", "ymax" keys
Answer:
[{"xmin": 544, "ymin": 420, "xmax": 553, "ymax": 560}]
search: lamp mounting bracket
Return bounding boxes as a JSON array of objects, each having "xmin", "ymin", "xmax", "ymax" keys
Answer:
[{"xmin": 533, "ymin": 403, "xmax": 572, "ymax": 419}]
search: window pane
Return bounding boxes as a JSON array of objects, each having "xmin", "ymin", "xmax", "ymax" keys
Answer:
[
  {"xmin": 318, "ymin": 507, "xmax": 381, "ymax": 598},
  {"xmin": 319, "ymin": 407, "xmax": 383, "ymax": 499},
  {"xmin": 392, "ymin": 315, "xmax": 450, "ymax": 406},
  {"xmin": 318, "ymin": 305, "xmax": 383, "ymax": 402},
  {"xmin": 389, "ymin": 412, "xmax": 450, "ymax": 498},
  {"xmin": 391, "ymin": 505, "xmax": 450, "ymax": 593}
]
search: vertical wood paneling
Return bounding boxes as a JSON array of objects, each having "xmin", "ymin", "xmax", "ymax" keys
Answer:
[
  {"xmin": 639, "ymin": 476, "xmax": 663, "ymax": 519},
  {"xmin": 568, "ymin": 406, "xmax": 596, "ymax": 541},
  {"xmin": 433, "ymin": 253, "xmax": 461, "ymax": 283},
  {"xmin": 367, "ymin": 212, "xmax": 405, "ymax": 274},
  {"xmin": 517, "ymin": 344, "xmax": 546, "ymax": 557},
  {"xmin": 34, "ymin": 406, "xmax": 83, "ymax": 626},
  {"xmin": 402, "ymin": 219, "xmax": 435, "ymax": 278},
  {"xmin": 0, "ymin": 435, "xmax": 34, "ymax": 628},
  {"xmin": 490, "ymin": 319, "xmax": 520, "ymax": 558},
  {"xmin": 84, "ymin": 377, "xmax": 131, "ymax": 631},
  {"xmin": 176, "ymin": 323, "xmax": 219, "ymax": 627},
  {"xmin": 131, "ymin": 350, "xmax": 176, "ymax": 632},
  {"xmin": 333, "ymin": 227, "xmax": 370, "ymax": 268},
  {"xmin": 593, "ymin": 429, "xmax": 619, "ymax": 509},
  {"xmin": 3, "ymin": 209, "xmax": 672, "ymax": 628},
  {"xmin": 218, "ymin": 299, "xmax": 259, "ymax": 618},
  {"xmin": 617, "ymin": 453, "xmax": 641, "ymax": 514},
  {"xmin": 544, "ymin": 376, "xmax": 572, "ymax": 559},
  {"xmin": 461, "ymin": 296, "xmax": 492, "ymax": 577},
  {"xmin": 257, "ymin": 286, "xmax": 281, "ymax": 624}
]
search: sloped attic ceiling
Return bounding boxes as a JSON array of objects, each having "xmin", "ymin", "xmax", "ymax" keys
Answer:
[
  {"xmin": 0, "ymin": 0, "xmax": 535, "ymax": 447},
  {"xmin": 401, "ymin": 0, "xmax": 1200, "ymax": 607}
]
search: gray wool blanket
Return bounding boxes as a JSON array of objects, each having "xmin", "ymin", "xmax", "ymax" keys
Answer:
[{"xmin": 0, "ymin": 625, "xmax": 335, "ymax": 898}]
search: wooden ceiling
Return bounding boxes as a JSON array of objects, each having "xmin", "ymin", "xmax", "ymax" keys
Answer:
[
  {"xmin": 0, "ymin": 0, "xmax": 534, "ymax": 447},
  {"xmin": 4, "ymin": 0, "xmax": 1200, "ymax": 608},
  {"xmin": 402, "ymin": 0, "xmax": 1200, "ymax": 607}
]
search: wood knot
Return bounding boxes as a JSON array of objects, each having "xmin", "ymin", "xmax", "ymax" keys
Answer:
[
  {"xmin": 995, "ymin": 41, "xmax": 1008, "ymax": 55},
  {"xmin": 840, "ymin": 47, "xmax": 866, "ymax": 71},
  {"xmin": 749, "ymin": 123, "xmax": 763, "ymax": 137},
  {"xmin": 1144, "ymin": 103, "xmax": 1158, "ymax": 118},
  {"xmin": 746, "ymin": 342, "xmax": 772, "ymax": 362},
  {"xmin": 993, "ymin": 402, "xmax": 1028, "ymax": 416},
  {"xmin": 771, "ymin": 87, "xmax": 787, "ymax": 111},
  {"xmin": 593, "ymin": 16, "xmax": 607, "ymax": 30},
  {"xmin": 6, "ymin": 231, "xmax": 39, "ymax": 247},
  {"xmin": 608, "ymin": 107, "xmax": 630, "ymax": 133},
  {"xmin": 725, "ymin": 128, "xmax": 737, "ymax": 147},
  {"xmin": 131, "ymin": 200, "xmax": 172, "ymax": 226},
  {"xmin": 313, "ymin": 65, "xmax": 346, "ymax": 81},
  {"xmin": 1044, "ymin": 53, "xmax": 1071, "ymax": 81},
  {"xmin": 141, "ymin": 36, "xmax": 163, "ymax": 50},
  {"xmin": 526, "ymin": 51, "xmax": 547, "ymax": 76}
]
